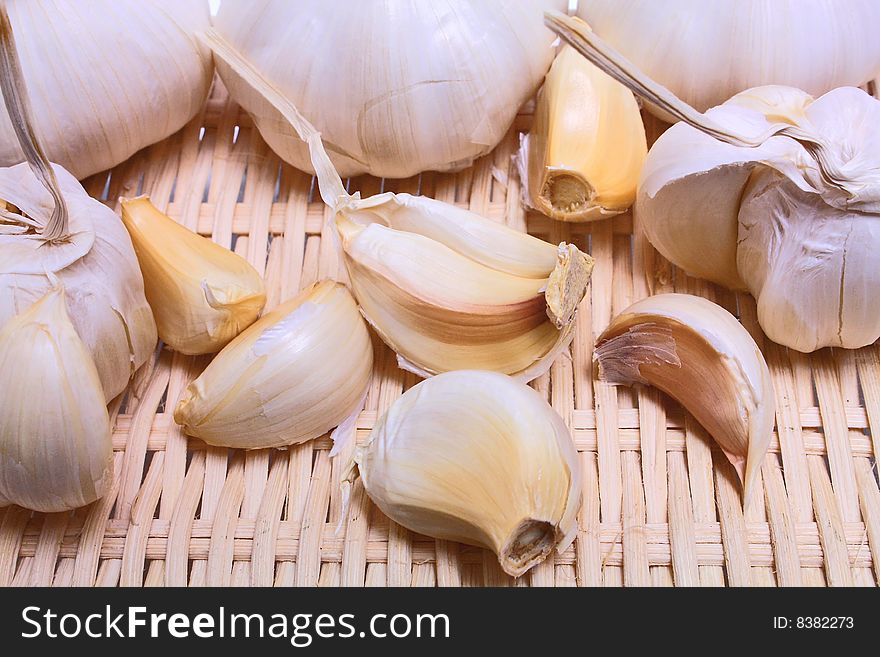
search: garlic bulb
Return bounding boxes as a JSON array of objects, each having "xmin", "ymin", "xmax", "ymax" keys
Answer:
[
  {"xmin": 211, "ymin": 0, "xmax": 565, "ymax": 178},
  {"xmin": 203, "ymin": 28, "xmax": 593, "ymax": 382},
  {"xmin": 0, "ymin": 9, "xmax": 156, "ymax": 401},
  {"xmin": 577, "ymin": 0, "xmax": 880, "ymax": 115},
  {"xmin": 595, "ymin": 294, "xmax": 774, "ymax": 507},
  {"xmin": 0, "ymin": 0, "xmax": 212, "ymax": 179},
  {"xmin": 120, "ymin": 196, "xmax": 266, "ymax": 355},
  {"xmin": 348, "ymin": 370, "xmax": 582, "ymax": 577},
  {"xmin": 0, "ymin": 287, "xmax": 113, "ymax": 512},
  {"xmin": 547, "ymin": 12, "xmax": 880, "ymax": 352},
  {"xmin": 517, "ymin": 45, "xmax": 646, "ymax": 221},
  {"xmin": 174, "ymin": 281, "xmax": 372, "ymax": 450}
]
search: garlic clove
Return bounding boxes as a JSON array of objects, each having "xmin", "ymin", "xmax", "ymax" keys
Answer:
[
  {"xmin": 349, "ymin": 370, "xmax": 582, "ymax": 578},
  {"xmin": 594, "ymin": 293, "xmax": 774, "ymax": 507},
  {"xmin": 120, "ymin": 196, "xmax": 266, "ymax": 355},
  {"xmin": 518, "ymin": 45, "xmax": 647, "ymax": 222},
  {"xmin": 0, "ymin": 287, "xmax": 113, "ymax": 512},
  {"xmin": 174, "ymin": 280, "xmax": 372, "ymax": 450},
  {"xmin": 337, "ymin": 211, "xmax": 591, "ymax": 381}
]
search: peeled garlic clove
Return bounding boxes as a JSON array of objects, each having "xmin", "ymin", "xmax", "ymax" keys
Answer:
[
  {"xmin": 518, "ymin": 45, "xmax": 647, "ymax": 222},
  {"xmin": 349, "ymin": 370, "xmax": 582, "ymax": 578},
  {"xmin": 120, "ymin": 196, "xmax": 266, "ymax": 355},
  {"xmin": 174, "ymin": 280, "xmax": 372, "ymax": 450},
  {"xmin": 0, "ymin": 287, "xmax": 113, "ymax": 512},
  {"xmin": 594, "ymin": 294, "xmax": 774, "ymax": 506}
]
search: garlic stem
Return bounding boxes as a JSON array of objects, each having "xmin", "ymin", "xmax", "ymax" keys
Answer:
[
  {"xmin": 543, "ymin": 11, "xmax": 853, "ymax": 197},
  {"xmin": 0, "ymin": 5, "xmax": 68, "ymax": 242}
]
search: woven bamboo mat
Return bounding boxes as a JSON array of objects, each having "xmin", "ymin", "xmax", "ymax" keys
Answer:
[{"xmin": 1, "ymin": 78, "xmax": 879, "ymax": 587}]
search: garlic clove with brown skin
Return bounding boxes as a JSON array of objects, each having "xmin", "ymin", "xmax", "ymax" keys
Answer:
[
  {"xmin": 594, "ymin": 294, "xmax": 774, "ymax": 508},
  {"xmin": 0, "ymin": 287, "xmax": 113, "ymax": 512},
  {"xmin": 347, "ymin": 370, "xmax": 582, "ymax": 578},
  {"xmin": 120, "ymin": 195, "xmax": 266, "ymax": 355}
]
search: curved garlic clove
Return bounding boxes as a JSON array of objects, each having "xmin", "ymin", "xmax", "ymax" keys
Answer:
[
  {"xmin": 518, "ymin": 46, "xmax": 646, "ymax": 222},
  {"xmin": 174, "ymin": 280, "xmax": 372, "ymax": 450},
  {"xmin": 0, "ymin": 287, "xmax": 113, "ymax": 512},
  {"xmin": 120, "ymin": 196, "xmax": 266, "ymax": 355},
  {"xmin": 349, "ymin": 370, "xmax": 582, "ymax": 578},
  {"xmin": 594, "ymin": 294, "xmax": 774, "ymax": 507}
]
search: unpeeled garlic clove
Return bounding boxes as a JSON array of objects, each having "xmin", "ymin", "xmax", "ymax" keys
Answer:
[
  {"xmin": 174, "ymin": 280, "xmax": 372, "ymax": 450},
  {"xmin": 120, "ymin": 195, "xmax": 266, "ymax": 355},
  {"xmin": 336, "ymin": 206, "xmax": 593, "ymax": 381},
  {"xmin": 594, "ymin": 294, "xmax": 774, "ymax": 507},
  {"xmin": 518, "ymin": 45, "xmax": 647, "ymax": 222},
  {"xmin": 348, "ymin": 370, "xmax": 582, "ymax": 578},
  {"xmin": 0, "ymin": 287, "xmax": 113, "ymax": 512}
]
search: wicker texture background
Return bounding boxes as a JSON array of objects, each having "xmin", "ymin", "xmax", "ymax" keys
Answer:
[{"xmin": 1, "ymin": 79, "xmax": 879, "ymax": 587}]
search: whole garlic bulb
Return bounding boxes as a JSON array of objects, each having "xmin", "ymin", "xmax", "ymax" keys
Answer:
[
  {"xmin": 0, "ymin": 287, "xmax": 113, "ymax": 512},
  {"xmin": 350, "ymin": 370, "xmax": 582, "ymax": 578},
  {"xmin": 212, "ymin": 0, "xmax": 565, "ymax": 178},
  {"xmin": 578, "ymin": 0, "xmax": 880, "ymax": 115},
  {"xmin": 547, "ymin": 12, "xmax": 880, "ymax": 352},
  {"xmin": 0, "ymin": 165, "xmax": 158, "ymax": 400},
  {"xmin": 0, "ymin": 0, "xmax": 212, "ymax": 179}
]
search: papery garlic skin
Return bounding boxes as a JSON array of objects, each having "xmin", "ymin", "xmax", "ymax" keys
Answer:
[
  {"xmin": 120, "ymin": 196, "xmax": 266, "ymax": 355},
  {"xmin": 212, "ymin": 0, "xmax": 565, "ymax": 178},
  {"xmin": 0, "ymin": 288, "xmax": 113, "ymax": 512},
  {"xmin": 518, "ymin": 46, "xmax": 646, "ymax": 222},
  {"xmin": 0, "ymin": 0, "xmax": 212, "ymax": 179},
  {"xmin": 595, "ymin": 294, "xmax": 774, "ymax": 506},
  {"xmin": 0, "ymin": 164, "xmax": 157, "ymax": 401},
  {"xmin": 174, "ymin": 281, "xmax": 372, "ymax": 450},
  {"xmin": 353, "ymin": 370, "xmax": 581, "ymax": 578},
  {"xmin": 578, "ymin": 0, "xmax": 880, "ymax": 116}
]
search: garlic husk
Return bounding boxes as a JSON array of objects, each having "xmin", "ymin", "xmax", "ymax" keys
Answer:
[
  {"xmin": 546, "ymin": 11, "xmax": 880, "ymax": 352},
  {"xmin": 120, "ymin": 196, "xmax": 266, "ymax": 355},
  {"xmin": 211, "ymin": 0, "xmax": 565, "ymax": 178},
  {"xmin": 595, "ymin": 294, "xmax": 774, "ymax": 507},
  {"xmin": 350, "ymin": 370, "xmax": 582, "ymax": 578},
  {"xmin": 174, "ymin": 280, "xmax": 372, "ymax": 450},
  {"xmin": 0, "ymin": 10, "xmax": 156, "ymax": 401},
  {"xmin": 202, "ymin": 28, "xmax": 593, "ymax": 382},
  {"xmin": 577, "ymin": 0, "xmax": 880, "ymax": 117},
  {"xmin": 517, "ymin": 45, "xmax": 646, "ymax": 222},
  {"xmin": 0, "ymin": 287, "xmax": 113, "ymax": 512},
  {"xmin": 0, "ymin": 0, "xmax": 212, "ymax": 179}
]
